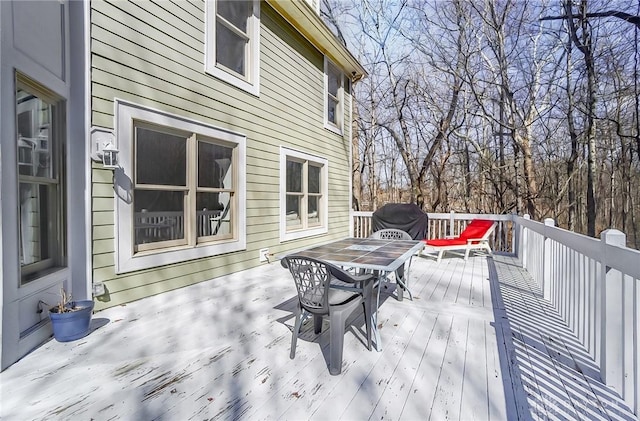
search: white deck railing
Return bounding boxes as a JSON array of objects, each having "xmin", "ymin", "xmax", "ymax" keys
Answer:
[
  {"xmin": 351, "ymin": 210, "xmax": 514, "ymax": 253},
  {"xmin": 515, "ymin": 215, "xmax": 640, "ymax": 414},
  {"xmin": 134, "ymin": 210, "xmax": 222, "ymax": 242},
  {"xmin": 351, "ymin": 210, "xmax": 640, "ymax": 414}
]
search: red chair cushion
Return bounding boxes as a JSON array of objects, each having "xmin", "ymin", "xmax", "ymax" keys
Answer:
[
  {"xmin": 425, "ymin": 238, "xmax": 467, "ymax": 247},
  {"xmin": 458, "ymin": 219, "xmax": 494, "ymax": 240}
]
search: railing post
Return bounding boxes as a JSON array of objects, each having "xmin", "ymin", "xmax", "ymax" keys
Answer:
[
  {"xmin": 511, "ymin": 212, "xmax": 517, "ymax": 254},
  {"xmin": 543, "ymin": 218, "xmax": 554, "ymax": 300},
  {"xmin": 599, "ymin": 229, "xmax": 626, "ymax": 395},
  {"xmin": 349, "ymin": 209, "xmax": 354, "ymax": 237},
  {"xmin": 449, "ymin": 210, "xmax": 455, "ymax": 237},
  {"xmin": 512, "ymin": 214, "xmax": 517, "ymax": 255},
  {"xmin": 519, "ymin": 214, "xmax": 530, "ymax": 268}
]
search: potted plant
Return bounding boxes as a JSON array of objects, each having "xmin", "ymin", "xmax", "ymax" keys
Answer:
[{"xmin": 48, "ymin": 288, "xmax": 95, "ymax": 342}]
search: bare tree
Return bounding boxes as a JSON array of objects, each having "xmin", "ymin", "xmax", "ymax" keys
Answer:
[
  {"xmin": 563, "ymin": 0, "xmax": 598, "ymax": 236},
  {"xmin": 564, "ymin": 14, "xmax": 580, "ymax": 231},
  {"xmin": 325, "ymin": 0, "xmax": 640, "ymax": 246}
]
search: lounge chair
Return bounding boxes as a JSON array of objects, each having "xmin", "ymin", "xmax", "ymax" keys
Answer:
[{"xmin": 421, "ymin": 219, "xmax": 497, "ymax": 262}]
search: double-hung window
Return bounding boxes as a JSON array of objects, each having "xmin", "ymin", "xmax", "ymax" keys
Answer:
[
  {"xmin": 206, "ymin": 0, "xmax": 260, "ymax": 96},
  {"xmin": 133, "ymin": 125, "xmax": 235, "ymax": 251},
  {"xmin": 325, "ymin": 58, "xmax": 344, "ymax": 134},
  {"xmin": 116, "ymin": 101, "xmax": 246, "ymax": 274},
  {"xmin": 280, "ymin": 147, "xmax": 328, "ymax": 242},
  {"xmin": 16, "ymin": 74, "xmax": 66, "ymax": 284}
]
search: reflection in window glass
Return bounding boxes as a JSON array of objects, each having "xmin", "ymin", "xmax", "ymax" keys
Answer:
[
  {"xmin": 134, "ymin": 125, "xmax": 189, "ymax": 250},
  {"xmin": 197, "ymin": 192, "xmax": 232, "ymax": 236},
  {"xmin": 217, "ymin": 0, "xmax": 250, "ymax": 32},
  {"xmin": 308, "ymin": 196, "xmax": 319, "ymax": 225},
  {"xmin": 198, "ymin": 141, "xmax": 233, "ymax": 189},
  {"xmin": 286, "ymin": 159, "xmax": 303, "ymax": 227},
  {"xmin": 309, "ymin": 165, "xmax": 320, "ymax": 194},
  {"xmin": 284, "ymin": 155, "xmax": 324, "ymax": 233},
  {"xmin": 133, "ymin": 123, "xmax": 237, "ymax": 251},
  {"xmin": 328, "ymin": 63, "xmax": 340, "ymax": 96},
  {"xmin": 17, "ymin": 79, "xmax": 65, "ymax": 284},
  {"xmin": 286, "ymin": 160, "xmax": 302, "ymax": 193},
  {"xmin": 19, "ymin": 183, "xmax": 51, "ymax": 263},
  {"xmin": 134, "ymin": 190, "xmax": 185, "ymax": 245},
  {"xmin": 197, "ymin": 139, "xmax": 234, "ymax": 239},
  {"xmin": 308, "ymin": 164, "xmax": 321, "ymax": 226},
  {"xmin": 327, "ymin": 97, "xmax": 338, "ymax": 125},
  {"xmin": 326, "ymin": 61, "xmax": 342, "ymax": 127},
  {"xmin": 135, "ymin": 127, "xmax": 187, "ymax": 186},
  {"xmin": 216, "ymin": 24, "xmax": 246, "ymax": 75},
  {"xmin": 286, "ymin": 195, "xmax": 301, "ymax": 227},
  {"xmin": 216, "ymin": 0, "xmax": 250, "ymax": 77}
]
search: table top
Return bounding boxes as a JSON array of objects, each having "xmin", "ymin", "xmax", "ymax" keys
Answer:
[{"xmin": 290, "ymin": 237, "xmax": 424, "ymax": 272}]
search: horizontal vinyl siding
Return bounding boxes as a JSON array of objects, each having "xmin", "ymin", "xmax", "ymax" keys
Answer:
[{"xmin": 91, "ymin": 0, "xmax": 351, "ymax": 309}]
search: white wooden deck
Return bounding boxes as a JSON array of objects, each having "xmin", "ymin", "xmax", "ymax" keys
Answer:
[{"xmin": 0, "ymin": 253, "xmax": 636, "ymax": 420}]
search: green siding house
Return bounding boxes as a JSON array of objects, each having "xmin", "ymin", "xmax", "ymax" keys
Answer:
[{"xmin": 0, "ymin": 0, "xmax": 365, "ymax": 370}]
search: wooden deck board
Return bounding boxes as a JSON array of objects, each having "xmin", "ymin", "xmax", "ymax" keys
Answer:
[
  {"xmin": 331, "ymin": 309, "xmax": 427, "ymax": 420},
  {"xmin": 429, "ymin": 315, "xmax": 469, "ymax": 420},
  {"xmin": 399, "ymin": 314, "xmax": 454, "ymax": 421},
  {"xmin": 368, "ymin": 310, "xmax": 437, "ymax": 419},
  {"xmin": 1, "ymin": 253, "xmax": 637, "ymax": 420},
  {"xmin": 486, "ymin": 321, "xmax": 512, "ymax": 420},
  {"xmin": 459, "ymin": 317, "xmax": 490, "ymax": 421}
]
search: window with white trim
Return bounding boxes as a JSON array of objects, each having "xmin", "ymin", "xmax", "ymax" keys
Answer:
[
  {"xmin": 16, "ymin": 74, "xmax": 67, "ymax": 284},
  {"xmin": 205, "ymin": 0, "xmax": 260, "ymax": 96},
  {"xmin": 115, "ymin": 101, "xmax": 246, "ymax": 274},
  {"xmin": 280, "ymin": 147, "xmax": 328, "ymax": 242},
  {"xmin": 325, "ymin": 58, "xmax": 344, "ymax": 133}
]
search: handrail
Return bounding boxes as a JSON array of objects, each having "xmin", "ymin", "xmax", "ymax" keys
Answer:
[
  {"xmin": 351, "ymin": 210, "xmax": 514, "ymax": 253},
  {"xmin": 352, "ymin": 209, "xmax": 640, "ymax": 414},
  {"xmin": 134, "ymin": 210, "xmax": 222, "ymax": 242},
  {"xmin": 515, "ymin": 215, "xmax": 640, "ymax": 414}
]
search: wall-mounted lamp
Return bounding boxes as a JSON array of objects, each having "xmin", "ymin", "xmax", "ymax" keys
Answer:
[
  {"xmin": 100, "ymin": 142, "xmax": 119, "ymax": 169},
  {"xmin": 91, "ymin": 126, "xmax": 119, "ymax": 169}
]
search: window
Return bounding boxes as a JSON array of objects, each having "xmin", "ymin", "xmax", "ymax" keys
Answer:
[
  {"xmin": 115, "ymin": 101, "xmax": 246, "ymax": 274},
  {"xmin": 206, "ymin": 0, "xmax": 260, "ymax": 96},
  {"xmin": 325, "ymin": 58, "xmax": 344, "ymax": 134},
  {"xmin": 16, "ymin": 74, "xmax": 66, "ymax": 284},
  {"xmin": 280, "ymin": 147, "xmax": 328, "ymax": 242}
]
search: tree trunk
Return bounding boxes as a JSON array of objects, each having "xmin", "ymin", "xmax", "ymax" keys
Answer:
[
  {"xmin": 565, "ymin": 0, "xmax": 597, "ymax": 236},
  {"xmin": 565, "ymin": 32, "xmax": 579, "ymax": 231},
  {"xmin": 351, "ymin": 93, "xmax": 361, "ymax": 211}
]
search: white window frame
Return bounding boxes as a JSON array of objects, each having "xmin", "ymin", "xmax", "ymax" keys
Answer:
[
  {"xmin": 115, "ymin": 100, "xmax": 246, "ymax": 274},
  {"xmin": 324, "ymin": 57, "xmax": 344, "ymax": 134},
  {"xmin": 205, "ymin": 0, "xmax": 260, "ymax": 96},
  {"xmin": 279, "ymin": 147, "xmax": 328, "ymax": 242},
  {"xmin": 16, "ymin": 74, "xmax": 67, "ymax": 285}
]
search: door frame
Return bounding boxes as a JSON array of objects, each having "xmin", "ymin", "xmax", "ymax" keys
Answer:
[{"xmin": 0, "ymin": 0, "xmax": 90, "ymax": 371}]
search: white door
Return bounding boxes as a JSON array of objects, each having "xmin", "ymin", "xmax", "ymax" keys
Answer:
[
  {"xmin": 1, "ymin": 0, "xmax": 89, "ymax": 370},
  {"xmin": 12, "ymin": 75, "xmax": 70, "ymax": 358}
]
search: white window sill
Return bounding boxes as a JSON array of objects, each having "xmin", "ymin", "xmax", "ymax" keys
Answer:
[
  {"xmin": 116, "ymin": 239, "xmax": 246, "ymax": 274},
  {"xmin": 281, "ymin": 226, "xmax": 329, "ymax": 243},
  {"xmin": 205, "ymin": 66, "xmax": 260, "ymax": 97},
  {"xmin": 324, "ymin": 122, "xmax": 343, "ymax": 136}
]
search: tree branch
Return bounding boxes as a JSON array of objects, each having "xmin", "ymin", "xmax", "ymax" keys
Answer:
[{"xmin": 540, "ymin": 10, "xmax": 640, "ymax": 28}]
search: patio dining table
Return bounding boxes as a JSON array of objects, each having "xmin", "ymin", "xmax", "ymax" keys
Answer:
[{"xmin": 288, "ymin": 237, "xmax": 424, "ymax": 351}]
